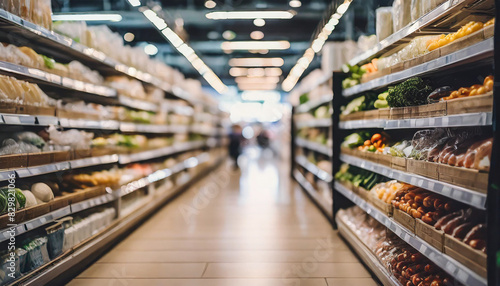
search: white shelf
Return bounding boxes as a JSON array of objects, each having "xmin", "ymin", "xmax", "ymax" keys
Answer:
[
  {"xmin": 344, "ymin": 38, "xmax": 494, "ymax": 97},
  {"xmin": 293, "ymin": 169, "xmax": 333, "ymax": 219},
  {"xmin": 295, "ymin": 138, "xmax": 332, "ymax": 157},
  {"xmin": 59, "ymin": 118, "xmax": 120, "ymax": 130},
  {"xmin": 118, "ymin": 95, "xmax": 159, "ymax": 112},
  {"xmin": 295, "ymin": 155, "xmax": 333, "ymax": 183},
  {"xmin": 347, "ymin": 0, "xmax": 482, "ymax": 67},
  {"xmin": 295, "ymin": 118, "xmax": 331, "ymax": 129},
  {"xmin": 1, "ymin": 113, "xmax": 37, "ymax": 125},
  {"xmin": 340, "ymin": 153, "xmax": 486, "ymax": 210},
  {"xmin": 336, "ymin": 215, "xmax": 401, "ymax": 286},
  {"xmin": 335, "ymin": 182, "xmax": 487, "ymax": 286},
  {"xmin": 340, "ymin": 112, "xmax": 493, "ymax": 129},
  {"xmin": 295, "ymin": 94, "xmax": 332, "ymax": 114}
]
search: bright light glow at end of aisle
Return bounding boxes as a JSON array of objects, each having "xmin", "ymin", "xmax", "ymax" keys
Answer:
[
  {"xmin": 144, "ymin": 44, "xmax": 158, "ymax": 55},
  {"xmin": 282, "ymin": 0, "xmax": 352, "ymax": 92},
  {"xmin": 289, "ymin": 0, "xmax": 302, "ymax": 8},
  {"xmin": 241, "ymin": 91, "xmax": 281, "ymax": 102},
  {"xmin": 230, "ymin": 67, "xmax": 283, "ymax": 77},
  {"xmin": 250, "ymin": 31, "xmax": 265, "ymax": 40},
  {"xmin": 254, "ymin": 19, "xmax": 266, "ymax": 27},
  {"xmin": 222, "ymin": 41, "xmax": 290, "ymax": 51},
  {"xmin": 127, "ymin": 0, "xmax": 141, "ymax": 7},
  {"xmin": 52, "ymin": 13, "xmax": 123, "ymax": 22},
  {"xmin": 238, "ymin": 83, "xmax": 278, "ymax": 91},
  {"xmin": 124, "ymin": 32, "xmax": 135, "ymax": 42},
  {"xmin": 140, "ymin": 8, "xmax": 228, "ymax": 94},
  {"xmin": 230, "ymin": 102, "xmax": 284, "ymax": 123},
  {"xmin": 205, "ymin": 0, "xmax": 216, "ymax": 9},
  {"xmin": 206, "ymin": 11, "xmax": 296, "ymax": 20}
]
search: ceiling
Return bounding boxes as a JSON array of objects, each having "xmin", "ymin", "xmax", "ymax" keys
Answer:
[{"xmin": 51, "ymin": 0, "xmax": 391, "ymax": 92}]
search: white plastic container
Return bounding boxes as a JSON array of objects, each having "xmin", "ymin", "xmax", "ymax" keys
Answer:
[
  {"xmin": 376, "ymin": 7, "xmax": 393, "ymax": 42},
  {"xmin": 392, "ymin": 0, "xmax": 411, "ymax": 32}
]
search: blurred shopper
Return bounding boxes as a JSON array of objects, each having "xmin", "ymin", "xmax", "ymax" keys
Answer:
[
  {"xmin": 229, "ymin": 124, "xmax": 243, "ymax": 169},
  {"xmin": 257, "ymin": 129, "xmax": 270, "ymax": 149}
]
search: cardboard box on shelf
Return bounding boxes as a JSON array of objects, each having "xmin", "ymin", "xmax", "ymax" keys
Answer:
[
  {"xmin": 415, "ymin": 219, "xmax": 444, "ymax": 252},
  {"xmin": 393, "ymin": 208, "xmax": 416, "ymax": 233},
  {"xmin": 444, "ymin": 234, "xmax": 487, "ymax": 278}
]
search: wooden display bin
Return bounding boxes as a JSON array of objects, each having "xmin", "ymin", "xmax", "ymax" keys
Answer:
[
  {"xmin": 0, "ymin": 102, "xmax": 17, "ymax": 113},
  {"xmin": 415, "ymin": 219, "xmax": 444, "ymax": 252},
  {"xmin": 363, "ymin": 110, "xmax": 380, "ymax": 120},
  {"xmin": 83, "ymin": 186, "xmax": 107, "ymax": 200},
  {"xmin": 423, "ymin": 49, "xmax": 440, "ymax": 63},
  {"xmin": 412, "ymin": 102, "xmax": 447, "ymax": 118},
  {"xmin": 27, "ymin": 152, "xmax": 53, "ymax": 167},
  {"xmin": 56, "ymin": 108, "xmax": 101, "ymax": 120},
  {"xmin": 339, "ymin": 112, "xmax": 364, "ymax": 121},
  {"xmin": 438, "ymin": 164, "xmax": 489, "ymax": 193},
  {"xmin": 403, "ymin": 56, "xmax": 424, "ymax": 70},
  {"xmin": 362, "ymin": 151, "xmax": 379, "ymax": 165},
  {"xmin": 24, "ymin": 203, "xmax": 51, "ymax": 221},
  {"xmin": 439, "ymin": 28, "xmax": 485, "ymax": 58},
  {"xmin": 377, "ymin": 154, "xmax": 392, "ymax": 167},
  {"xmin": 446, "ymin": 92, "xmax": 493, "ymax": 115},
  {"xmin": 370, "ymin": 196, "xmax": 393, "ymax": 216},
  {"xmin": 406, "ymin": 159, "xmax": 439, "ymax": 180},
  {"xmin": 0, "ymin": 209, "xmax": 25, "ymax": 225},
  {"xmin": 340, "ymin": 146, "xmax": 356, "ymax": 157},
  {"xmin": 390, "ymin": 107, "xmax": 406, "ymax": 120},
  {"xmin": 16, "ymin": 105, "xmax": 56, "ymax": 116},
  {"xmin": 390, "ymin": 62, "xmax": 405, "ymax": 73},
  {"xmin": 444, "ymin": 234, "xmax": 487, "ymax": 278},
  {"xmin": 52, "ymin": 150, "xmax": 72, "ymax": 162},
  {"xmin": 393, "ymin": 208, "xmax": 416, "ymax": 233},
  {"xmin": 483, "ymin": 24, "xmax": 494, "ymax": 39},
  {"xmin": 73, "ymin": 149, "xmax": 92, "ymax": 160},
  {"xmin": 65, "ymin": 191, "xmax": 87, "ymax": 205},
  {"xmin": 391, "ymin": 156, "xmax": 407, "ymax": 171},
  {"xmin": 0, "ymin": 153, "xmax": 28, "ymax": 169},
  {"xmin": 50, "ymin": 196, "xmax": 70, "ymax": 212},
  {"xmin": 358, "ymin": 187, "xmax": 370, "ymax": 202},
  {"xmin": 90, "ymin": 147, "xmax": 115, "ymax": 157},
  {"xmin": 378, "ymin": 108, "xmax": 390, "ymax": 120}
]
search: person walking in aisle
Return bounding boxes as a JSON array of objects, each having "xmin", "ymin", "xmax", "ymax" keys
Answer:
[{"xmin": 228, "ymin": 124, "xmax": 243, "ymax": 169}]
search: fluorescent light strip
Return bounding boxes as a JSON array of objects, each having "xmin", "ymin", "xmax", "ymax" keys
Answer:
[
  {"xmin": 229, "ymin": 57, "xmax": 284, "ymax": 67},
  {"xmin": 139, "ymin": 8, "xmax": 227, "ymax": 94},
  {"xmin": 229, "ymin": 67, "xmax": 282, "ymax": 77},
  {"xmin": 238, "ymin": 83, "xmax": 278, "ymax": 91},
  {"xmin": 241, "ymin": 90, "xmax": 281, "ymax": 102},
  {"xmin": 282, "ymin": 0, "xmax": 352, "ymax": 92},
  {"xmin": 222, "ymin": 41, "xmax": 290, "ymax": 51},
  {"xmin": 206, "ymin": 11, "xmax": 295, "ymax": 20},
  {"xmin": 52, "ymin": 13, "xmax": 123, "ymax": 22}
]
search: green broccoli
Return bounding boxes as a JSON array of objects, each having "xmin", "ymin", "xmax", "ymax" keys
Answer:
[{"xmin": 386, "ymin": 77, "xmax": 433, "ymax": 107}]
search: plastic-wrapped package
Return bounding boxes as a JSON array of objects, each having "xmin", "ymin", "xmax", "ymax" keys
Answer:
[
  {"xmin": 13, "ymin": 132, "xmax": 45, "ymax": 149},
  {"xmin": 421, "ymin": 0, "xmax": 447, "ymax": 16},
  {"xmin": 392, "ymin": 0, "xmax": 411, "ymax": 32},
  {"xmin": 411, "ymin": 0, "xmax": 422, "ymax": 21},
  {"xmin": 105, "ymin": 76, "xmax": 147, "ymax": 100},
  {"xmin": 68, "ymin": 61, "xmax": 104, "ymax": 84},
  {"xmin": 410, "ymin": 129, "xmax": 449, "ymax": 160},
  {"xmin": 53, "ymin": 21, "xmax": 88, "ymax": 44},
  {"xmin": 0, "ymin": 139, "xmax": 41, "ymax": 155},
  {"xmin": 46, "ymin": 222, "xmax": 65, "ymax": 260},
  {"xmin": 32, "ymin": 0, "xmax": 52, "ymax": 30},
  {"xmin": 376, "ymin": 7, "xmax": 393, "ymax": 42},
  {"xmin": 46, "ymin": 125, "xmax": 94, "ymax": 150},
  {"xmin": 23, "ymin": 237, "xmax": 50, "ymax": 272}
]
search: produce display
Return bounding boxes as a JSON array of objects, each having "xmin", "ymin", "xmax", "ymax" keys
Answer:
[
  {"xmin": 335, "ymin": 163, "xmax": 390, "ymax": 191},
  {"xmin": 341, "ymin": 92, "xmax": 377, "ymax": 115},
  {"xmin": 386, "ymin": 77, "xmax": 433, "ymax": 108},
  {"xmin": 0, "ymin": 75, "xmax": 54, "ymax": 107},
  {"xmin": 338, "ymin": 206, "xmax": 459, "ymax": 286},
  {"xmin": 370, "ymin": 180, "xmax": 405, "ymax": 204},
  {"xmin": 432, "ymin": 76, "xmax": 494, "ymax": 101},
  {"xmin": 0, "ymin": 0, "xmax": 52, "ymax": 30},
  {"xmin": 297, "ymin": 127, "xmax": 329, "ymax": 146},
  {"xmin": 426, "ymin": 20, "xmax": 494, "ymax": 52},
  {"xmin": 342, "ymin": 129, "xmax": 492, "ymax": 171}
]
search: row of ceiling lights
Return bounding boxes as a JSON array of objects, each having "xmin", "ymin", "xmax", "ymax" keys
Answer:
[{"xmin": 282, "ymin": 0, "xmax": 352, "ymax": 92}]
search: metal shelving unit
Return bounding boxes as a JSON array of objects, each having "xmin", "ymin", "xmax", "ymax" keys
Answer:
[
  {"xmin": 295, "ymin": 155, "xmax": 333, "ymax": 183},
  {"xmin": 335, "ymin": 182, "xmax": 487, "ymax": 286},
  {"xmin": 295, "ymin": 137, "xmax": 332, "ymax": 157}
]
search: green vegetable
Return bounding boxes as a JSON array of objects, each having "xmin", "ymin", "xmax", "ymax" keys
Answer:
[
  {"xmin": 374, "ymin": 99, "xmax": 389, "ymax": 109},
  {"xmin": 342, "ymin": 133, "xmax": 364, "ymax": 148},
  {"xmin": 386, "ymin": 77, "xmax": 433, "ymax": 107},
  {"xmin": 299, "ymin": 93, "xmax": 309, "ymax": 105},
  {"xmin": 0, "ymin": 192, "xmax": 6, "ymax": 214},
  {"xmin": 0, "ymin": 188, "xmax": 25, "ymax": 211},
  {"xmin": 378, "ymin": 92, "xmax": 389, "ymax": 100},
  {"xmin": 41, "ymin": 55, "xmax": 55, "ymax": 69},
  {"xmin": 342, "ymin": 96, "xmax": 365, "ymax": 115},
  {"xmin": 314, "ymin": 106, "xmax": 329, "ymax": 119},
  {"xmin": 15, "ymin": 190, "xmax": 26, "ymax": 209},
  {"xmin": 367, "ymin": 145, "xmax": 376, "ymax": 152}
]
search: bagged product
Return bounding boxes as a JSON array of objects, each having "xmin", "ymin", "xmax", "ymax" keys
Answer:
[
  {"xmin": 411, "ymin": 0, "xmax": 421, "ymax": 21},
  {"xmin": 392, "ymin": 0, "xmax": 411, "ymax": 32},
  {"xmin": 421, "ymin": 0, "xmax": 447, "ymax": 16},
  {"xmin": 23, "ymin": 237, "xmax": 50, "ymax": 272},
  {"xmin": 45, "ymin": 221, "xmax": 65, "ymax": 259},
  {"xmin": 32, "ymin": 0, "xmax": 52, "ymax": 30},
  {"xmin": 376, "ymin": 7, "xmax": 393, "ymax": 42}
]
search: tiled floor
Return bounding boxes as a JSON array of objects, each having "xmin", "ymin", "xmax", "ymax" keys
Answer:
[{"xmin": 69, "ymin": 148, "xmax": 378, "ymax": 286}]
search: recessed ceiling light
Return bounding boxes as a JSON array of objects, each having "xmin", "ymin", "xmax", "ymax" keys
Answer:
[
  {"xmin": 289, "ymin": 0, "xmax": 302, "ymax": 8},
  {"xmin": 229, "ymin": 67, "xmax": 282, "ymax": 77},
  {"xmin": 124, "ymin": 32, "xmax": 135, "ymax": 42},
  {"xmin": 253, "ymin": 18, "xmax": 266, "ymax": 27},
  {"xmin": 222, "ymin": 30, "xmax": 236, "ymax": 40},
  {"xmin": 222, "ymin": 41, "xmax": 290, "ymax": 51},
  {"xmin": 206, "ymin": 11, "xmax": 295, "ymax": 20},
  {"xmin": 229, "ymin": 57, "xmax": 284, "ymax": 67},
  {"xmin": 250, "ymin": 31, "xmax": 264, "ymax": 40},
  {"xmin": 207, "ymin": 31, "xmax": 219, "ymax": 40},
  {"xmin": 205, "ymin": 0, "xmax": 216, "ymax": 9},
  {"xmin": 144, "ymin": 44, "xmax": 158, "ymax": 55},
  {"xmin": 127, "ymin": 0, "xmax": 141, "ymax": 7}
]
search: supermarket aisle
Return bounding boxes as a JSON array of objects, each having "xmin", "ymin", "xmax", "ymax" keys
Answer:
[{"xmin": 69, "ymin": 147, "xmax": 377, "ymax": 286}]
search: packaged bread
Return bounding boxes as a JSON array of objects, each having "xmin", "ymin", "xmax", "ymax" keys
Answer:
[
  {"xmin": 32, "ymin": 0, "xmax": 52, "ymax": 30},
  {"xmin": 18, "ymin": 46, "xmax": 44, "ymax": 69}
]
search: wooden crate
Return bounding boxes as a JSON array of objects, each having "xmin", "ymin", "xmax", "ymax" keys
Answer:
[
  {"xmin": 82, "ymin": 186, "xmax": 107, "ymax": 200},
  {"xmin": 439, "ymin": 29, "xmax": 485, "ymax": 58},
  {"xmin": 415, "ymin": 219, "xmax": 444, "ymax": 252},
  {"xmin": 358, "ymin": 187, "xmax": 370, "ymax": 202},
  {"xmin": 378, "ymin": 108, "xmax": 390, "ymax": 120},
  {"xmin": 390, "ymin": 62, "xmax": 405, "ymax": 73},
  {"xmin": 339, "ymin": 112, "xmax": 365, "ymax": 121},
  {"xmin": 390, "ymin": 107, "xmax": 406, "ymax": 120},
  {"xmin": 52, "ymin": 150, "xmax": 72, "ymax": 162},
  {"xmin": 370, "ymin": 196, "xmax": 393, "ymax": 216},
  {"xmin": 407, "ymin": 159, "xmax": 439, "ymax": 180},
  {"xmin": 24, "ymin": 203, "xmax": 51, "ymax": 221},
  {"xmin": 0, "ymin": 153, "xmax": 28, "ymax": 169},
  {"xmin": 16, "ymin": 105, "xmax": 56, "ymax": 116},
  {"xmin": 403, "ymin": 55, "xmax": 425, "ymax": 70},
  {"xmin": 438, "ymin": 164, "xmax": 489, "ymax": 194},
  {"xmin": 393, "ymin": 208, "xmax": 416, "ymax": 233},
  {"xmin": 446, "ymin": 92, "xmax": 493, "ymax": 115},
  {"xmin": 56, "ymin": 108, "xmax": 101, "ymax": 120},
  {"xmin": 50, "ymin": 196, "xmax": 70, "ymax": 212},
  {"xmin": 444, "ymin": 234, "xmax": 487, "ymax": 278},
  {"xmin": 377, "ymin": 154, "xmax": 392, "ymax": 167},
  {"xmin": 0, "ymin": 209, "xmax": 25, "ymax": 225},
  {"xmin": 27, "ymin": 152, "xmax": 53, "ymax": 167},
  {"xmin": 363, "ymin": 110, "xmax": 380, "ymax": 120},
  {"xmin": 423, "ymin": 49, "xmax": 441, "ymax": 63},
  {"xmin": 340, "ymin": 146, "xmax": 356, "ymax": 157},
  {"xmin": 483, "ymin": 24, "xmax": 494, "ymax": 39},
  {"xmin": 391, "ymin": 156, "xmax": 407, "ymax": 171},
  {"xmin": 65, "ymin": 191, "xmax": 87, "ymax": 205},
  {"xmin": 73, "ymin": 149, "xmax": 92, "ymax": 160},
  {"xmin": 0, "ymin": 101, "xmax": 17, "ymax": 113},
  {"xmin": 413, "ymin": 102, "xmax": 447, "ymax": 118}
]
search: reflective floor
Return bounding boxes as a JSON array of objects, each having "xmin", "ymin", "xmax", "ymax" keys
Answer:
[{"xmin": 69, "ymin": 147, "xmax": 378, "ymax": 286}]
